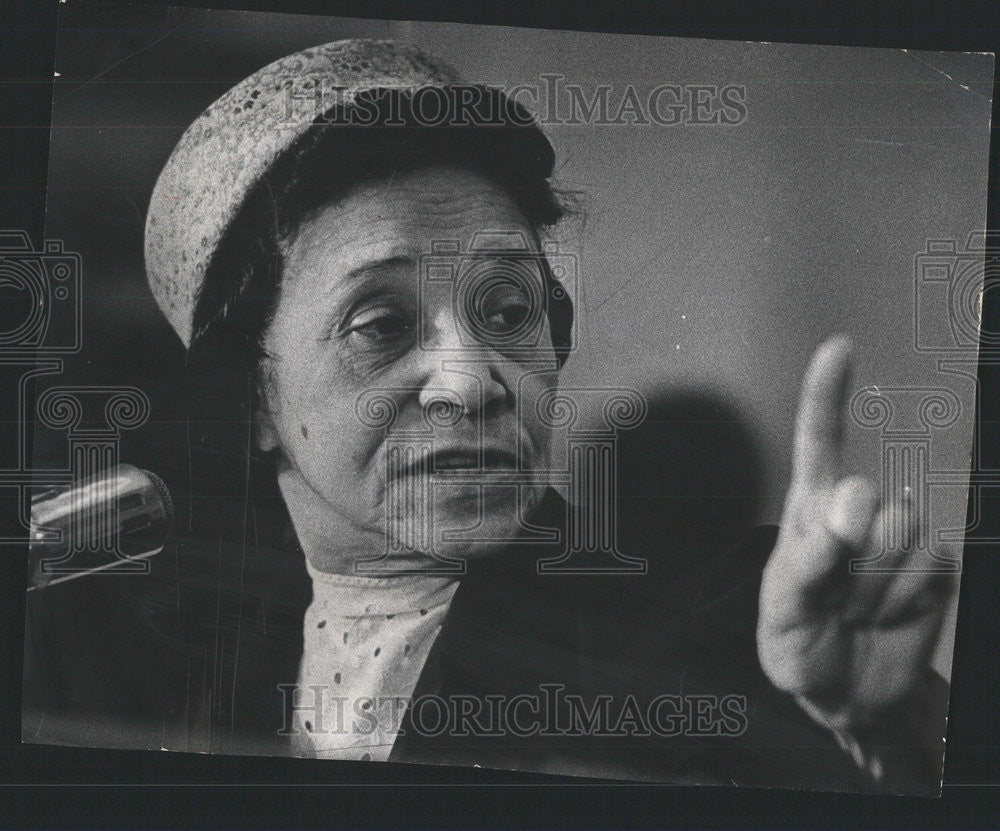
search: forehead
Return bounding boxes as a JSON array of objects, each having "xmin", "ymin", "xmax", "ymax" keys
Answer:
[{"xmin": 279, "ymin": 165, "xmax": 535, "ymax": 287}]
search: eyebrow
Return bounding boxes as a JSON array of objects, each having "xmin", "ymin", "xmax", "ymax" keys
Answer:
[
  {"xmin": 343, "ymin": 254, "xmax": 416, "ymax": 282},
  {"xmin": 318, "ymin": 254, "xmax": 417, "ymax": 336}
]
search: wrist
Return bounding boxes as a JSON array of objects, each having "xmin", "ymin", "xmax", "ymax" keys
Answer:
[{"xmin": 795, "ymin": 671, "xmax": 948, "ymax": 791}]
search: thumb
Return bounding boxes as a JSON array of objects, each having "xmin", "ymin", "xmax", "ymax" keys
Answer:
[{"xmin": 823, "ymin": 476, "xmax": 879, "ymax": 552}]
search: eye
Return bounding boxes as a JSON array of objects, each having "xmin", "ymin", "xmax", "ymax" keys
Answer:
[
  {"xmin": 346, "ymin": 308, "xmax": 414, "ymax": 345},
  {"xmin": 477, "ymin": 283, "xmax": 533, "ymax": 335}
]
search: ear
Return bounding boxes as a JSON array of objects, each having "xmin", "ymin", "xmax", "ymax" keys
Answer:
[
  {"xmin": 255, "ymin": 403, "xmax": 280, "ymax": 453},
  {"xmin": 253, "ymin": 366, "xmax": 280, "ymax": 453}
]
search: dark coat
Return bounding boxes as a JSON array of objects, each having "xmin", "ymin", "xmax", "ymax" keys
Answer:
[{"xmin": 22, "ymin": 490, "xmax": 947, "ymax": 793}]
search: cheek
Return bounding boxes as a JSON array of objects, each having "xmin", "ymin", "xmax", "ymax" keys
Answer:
[
  {"xmin": 273, "ymin": 364, "xmax": 381, "ymax": 479},
  {"xmin": 517, "ymin": 369, "xmax": 560, "ymax": 455},
  {"xmin": 289, "ymin": 409, "xmax": 388, "ymax": 514},
  {"xmin": 526, "ymin": 418, "xmax": 555, "ymax": 466},
  {"xmin": 297, "ymin": 400, "xmax": 382, "ymax": 472}
]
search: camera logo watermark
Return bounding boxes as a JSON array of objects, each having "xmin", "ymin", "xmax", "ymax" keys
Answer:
[
  {"xmin": 417, "ymin": 231, "xmax": 576, "ymax": 362},
  {"xmin": 913, "ymin": 233, "xmax": 999, "ymax": 354},
  {"xmin": 0, "ymin": 230, "xmax": 81, "ymax": 356}
]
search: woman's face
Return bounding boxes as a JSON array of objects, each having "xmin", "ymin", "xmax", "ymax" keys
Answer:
[{"xmin": 256, "ymin": 164, "xmax": 561, "ymax": 574}]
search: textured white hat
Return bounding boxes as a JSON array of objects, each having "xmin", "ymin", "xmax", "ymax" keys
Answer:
[{"xmin": 144, "ymin": 39, "xmax": 465, "ymax": 348}]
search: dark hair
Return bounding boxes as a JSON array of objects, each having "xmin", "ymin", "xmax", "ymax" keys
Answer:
[{"xmin": 181, "ymin": 87, "xmax": 578, "ymax": 546}]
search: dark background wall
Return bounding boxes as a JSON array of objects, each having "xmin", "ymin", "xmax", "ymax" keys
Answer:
[{"xmin": 37, "ymin": 2, "xmax": 994, "ymax": 676}]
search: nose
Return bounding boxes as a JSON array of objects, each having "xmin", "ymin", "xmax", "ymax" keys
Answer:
[{"xmin": 416, "ymin": 307, "xmax": 509, "ymax": 420}]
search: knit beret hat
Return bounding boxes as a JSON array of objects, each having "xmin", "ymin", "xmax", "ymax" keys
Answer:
[{"xmin": 144, "ymin": 38, "xmax": 560, "ymax": 350}]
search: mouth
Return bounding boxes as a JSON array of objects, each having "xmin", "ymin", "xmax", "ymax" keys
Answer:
[
  {"xmin": 430, "ymin": 448, "xmax": 519, "ymax": 474},
  {"xmin": 391, "ymin": 447, "xmax": 522, "ymax": 477}
]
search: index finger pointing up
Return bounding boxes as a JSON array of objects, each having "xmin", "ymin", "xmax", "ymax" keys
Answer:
[{"xmin": 790, "ymin": 334, "xmax": 854, "ymax": 494}]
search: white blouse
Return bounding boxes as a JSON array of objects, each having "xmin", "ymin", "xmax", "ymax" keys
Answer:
[{"xmin": 291, "ymin": 560, "xmax": 460, "ymax": 761}]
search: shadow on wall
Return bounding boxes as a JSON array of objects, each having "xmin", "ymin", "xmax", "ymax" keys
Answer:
[
  {"xmin": 615, "ymin": 386, "xmax": 765, "ymax": 565},
  {"xmin": 566, "ymin": 386, "xmax": 769, "ymax": 708}
]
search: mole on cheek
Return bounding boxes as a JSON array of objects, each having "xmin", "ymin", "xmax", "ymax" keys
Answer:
[{"xmin": 300, "ymin": 424, "xmax": 308, "ymax": 439}]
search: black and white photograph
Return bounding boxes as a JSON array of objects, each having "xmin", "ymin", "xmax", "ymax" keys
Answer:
[{"xmin": 13, "ymin": 0, "xmax": 995, "ymax": 800}]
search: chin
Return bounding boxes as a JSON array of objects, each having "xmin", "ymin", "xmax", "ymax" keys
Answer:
[{"xmin": 381, "ymin": 483, "xmax": 544, "ymax": 570}]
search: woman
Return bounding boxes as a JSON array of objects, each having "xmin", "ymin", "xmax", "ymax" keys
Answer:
[{"xmin": 24, "ymin": 39, "xmax": 952, "ymax": 792}]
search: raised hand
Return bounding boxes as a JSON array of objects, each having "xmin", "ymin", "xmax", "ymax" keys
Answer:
[{"xmin": 757, "ymin": 336, "xmax": 955, "ymax": 741}]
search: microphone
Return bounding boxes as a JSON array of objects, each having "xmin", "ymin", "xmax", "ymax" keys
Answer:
[{"xmin": 28, "ymin": 463, "xmax": 174, "ymax": 591}]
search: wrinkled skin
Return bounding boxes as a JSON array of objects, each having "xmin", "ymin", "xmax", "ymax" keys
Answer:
[{"xmin": 256, "ymin": 165, "xmax": 558, "ymax": 574}]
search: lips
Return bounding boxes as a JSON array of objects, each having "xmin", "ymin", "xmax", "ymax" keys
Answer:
[
  {"xmin": 431, "ymin": 448, "xmax": 518, "ymax": 472},
  {"xmin": 392, "ymin": 446, "xmax": 521, "ymax": 476}
]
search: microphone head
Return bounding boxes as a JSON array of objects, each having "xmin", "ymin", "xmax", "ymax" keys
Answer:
[
  {"xmin": 28, "ymin": 464, "xmax": 175, "ymax": 589},
  {"xmin": 141, "ymin": 468, "xmax": 175, "ymax": 536}
]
